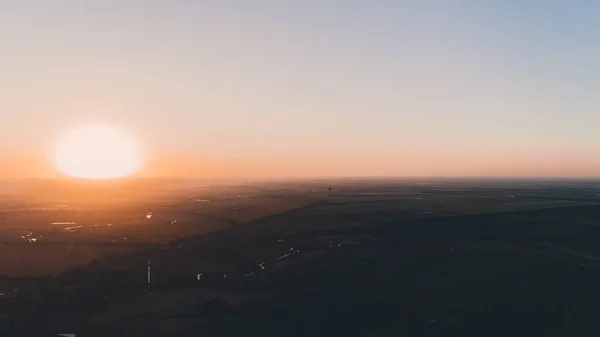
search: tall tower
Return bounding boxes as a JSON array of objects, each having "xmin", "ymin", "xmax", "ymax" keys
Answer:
[{"xmin": 147, "ymin": 259, "xmax": 152, "ymax": 290}]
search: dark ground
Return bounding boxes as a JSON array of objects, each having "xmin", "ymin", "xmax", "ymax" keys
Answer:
[{"xmin": 2, "ymin": 178, "xmax": 600, "ymax": 336}]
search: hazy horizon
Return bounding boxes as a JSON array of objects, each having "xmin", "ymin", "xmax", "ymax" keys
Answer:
[
  {"xmin": 2, "ymin": 1, "xmax": 600, "ymax": 178},
  {"xmin": 3, "ymin": 151, "xmax": 600, "ymax": 179}
]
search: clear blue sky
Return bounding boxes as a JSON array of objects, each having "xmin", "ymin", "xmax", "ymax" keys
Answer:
[{"xmin": 1, "ymin": 1, "xmax": 599, "ymax": 177}]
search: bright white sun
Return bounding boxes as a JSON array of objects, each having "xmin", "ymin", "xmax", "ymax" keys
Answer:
[{"xmin": 54, "ymin": 124, "xmax": 143, "ymax": 179}]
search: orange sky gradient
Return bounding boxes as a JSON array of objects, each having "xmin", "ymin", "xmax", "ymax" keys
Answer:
[
  {"xmin": 3, "ymin": 147, "xmax": 600, "ymax": 180},
  {"xmin": 3, "ymin": 2, "xmax": 600, "ymax": 179}
]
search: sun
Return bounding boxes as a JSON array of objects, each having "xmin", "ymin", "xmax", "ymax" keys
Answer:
[{"xmin": 54, "ymin": 124, "xmax": 143, "ymax": 179}]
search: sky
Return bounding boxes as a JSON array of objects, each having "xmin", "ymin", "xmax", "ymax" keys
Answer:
[{"xmin": 1, "ymin": 1, "xmax": 600, "ymax": 178}]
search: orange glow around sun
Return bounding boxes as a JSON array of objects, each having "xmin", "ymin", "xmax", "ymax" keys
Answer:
[{"xmin": 53, "ymin": 124, "xmax": 143, "ymax": 179}]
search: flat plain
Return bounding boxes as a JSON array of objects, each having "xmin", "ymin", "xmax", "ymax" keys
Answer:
[{"xmin": 2, "ymin": 178, "xmax": 600, "ymax": 336}]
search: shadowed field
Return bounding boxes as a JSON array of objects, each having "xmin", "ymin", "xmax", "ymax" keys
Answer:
[{"xmin": 2, "ymin": 178, "xmax": 600, "ymax": 336}]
